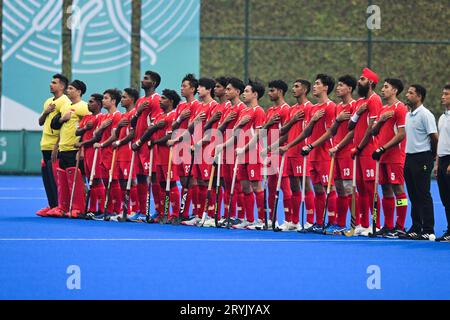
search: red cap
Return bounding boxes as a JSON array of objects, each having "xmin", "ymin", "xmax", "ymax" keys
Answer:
[{"xmin": 362, "ymin": 68, "xmax": 379, "ymax": 84}]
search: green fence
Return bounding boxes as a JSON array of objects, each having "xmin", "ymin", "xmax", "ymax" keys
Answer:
[{"xmin": 0, "ymin": 130, "xmax": 42, "ymax": 174}]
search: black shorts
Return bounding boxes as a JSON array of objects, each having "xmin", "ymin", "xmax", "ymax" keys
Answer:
[{"xmin": 58, "ymin": 150, "xmax": 84, "ymax": 175}]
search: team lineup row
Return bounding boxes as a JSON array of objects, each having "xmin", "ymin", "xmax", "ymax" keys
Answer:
[{"xmin": 35, "ymin": 69, "xmax": 450, "ymax": 242}]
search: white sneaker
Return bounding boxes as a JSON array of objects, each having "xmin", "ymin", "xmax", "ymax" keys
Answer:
[
  {"xmin": 232, "ymin": 220, "xmax": 251, "ymax": 229},
  {"xmin": 182, "ymin": 216, "xmax": 201, "ymax": 226},
  {"xmin": 218, "ymin": 217, "xmax": 227, "ymax": 227},
  {"xmin": 278, "ymin": 221, "xmax": 293, "ymax": 232},
  {"xmin": 292, "ymin": 223, "xmax": 302, "ymax": 232},
  {"xmin": 202, "ymin": 216, "xmax": 216, "ymax": 228},
  {"xmin": 247, "ymin": 219, "xmax": 264, "ymax": 230},
  {"xmin": 353, "ymin": 225, "xmax": 364, "ymax": 236},
  {"xmin": 300, "ymin": 222, "xmax": 314, "ymax": 232},
  {"xmin": 360, "ymin": 226, "xmax": 380, "ymax": 237}
]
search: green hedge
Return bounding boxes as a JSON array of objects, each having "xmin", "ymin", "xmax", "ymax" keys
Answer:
[{"xmin": 200, "ymin": 0, "xmax": 449, "ymax": 114}]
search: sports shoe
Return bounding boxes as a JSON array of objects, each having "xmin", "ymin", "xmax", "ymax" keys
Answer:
[
  {"xmin": 233, "ymin": 220, "xmax": 251, "ymax": 229},
  {"xmin": 384, "ymin": 228, "xmax": 406, "ymax": 239},
  {"xmin": 334, "ymin": 225, "xmax": 346, "ymax": 234},
  {"xmin": 418, "ymin": 233, "xmax": 436, "ymax": 241},
  {"xmin": 324, "ymin": 224, "xmax": 338, "ymax": 235},
  {"xmin": 400, "ymin": 227, "xmax": 421, "ymax": 240},
  {"xmin": 360, "ymin": 226, "xmax": 376, "ymax": 237},
  {"xmin": 247, "ymin": 219, "xmax": 264, "ymax": 230},
  {"xmin": 46, "ymin": 207, "xmax": 66, "ymax": 218},
  {"xmin": 353, "ymin": 225, "xmax": 364, "ymax": 236},
  {"xmin": 69, "ymin": 210, "xmax": 84, "ymax": 219},
  {"xmin": 182, "ymin": 216, "xmax": 201, "ymax": 226},
  {"xmin": 128, "ymin": 212, "xmax": 142, "ymax": 222},
  {"xmin": 312, "ymin": 224, "xmax": 324, "ymax": 233},
  {"xmin": 278, "ymin": 221, "xmax": 293, "ymax": 232},
  {"xmin": 303, "ymin": 222, "xmax": 316, "ymax": 233},
  {"xmin": 92, "ymin": 213, "xmax": 105, "ymax": 221},
  {"xmin": 36, "ymin": 207, "xmax": 51, "ymax": 217},
  {"xmin": 298, "ymin": 222, "xmax": 313, "ymax": 232},
  {"xmin": 108, "ymin": 214, "xmax": 121, "ymax": 222},
  {"xmin": 202, "ymin": 216, "xmax": 216, "ymax": 228},
  {"xmin": 436, "ymin": 231, "xmax": 450, "ymax": 242},
  {"xmin": 375, "ymin": 226, "xmax": 394, "ymax": 238},
  {"xmin": 85, "ymin": 212, "xmax": 96, "ymax": 220},
  {"xmin": 292, "ymin": 223, "xmax": 302, "ymax": 232}
]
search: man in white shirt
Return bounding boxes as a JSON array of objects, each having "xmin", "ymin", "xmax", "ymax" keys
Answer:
[
  {"xmin": 404, "ymin": 85, "xmax": 438, "ymax": 240},
  {"xmin": 436, "ymin": 84, "xmax": 450, "ymax": 242}
]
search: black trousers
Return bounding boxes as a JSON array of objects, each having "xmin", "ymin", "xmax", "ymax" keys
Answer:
[
  {"xmin": 41, "ymin": 151, "xmax": 58, "ymax": 208},
  {"xmin": 437, "ymin": 155, "xmax": 450, "ymax": 231},
  {"xmin": 58, "ymin": 150, "xmax": 84, "ymax": 175},
  {"xmin": 404, "ymin": 151, "xmax": 435, "ymax": 233}
]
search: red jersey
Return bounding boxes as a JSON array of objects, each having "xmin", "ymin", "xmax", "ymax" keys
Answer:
[
  {"xmin": 191, "ymin": 100, "xmax": 218, "ymax": 142},
  {"xmin": 98, "ymin": 111, "xmax": 122, "ymax": 159},
  {"xmin": 153, "ymin": 110, "xmax": 178, "ymax": 165},
  {"xmin": 352, "ymin": 93, "xmax": 382, "ymax": 156},
  {"xmin": 134, "ymin": 93, "xmax": 161, "ymax": 140},
  {"xmin": 78, "ymin": 113, "xmax": 102, "ymax": 143},
  {"xmin": 265, "ymin": 103, "xmax": 290, "ymax": 146},
  {"xmin": 376, "ymin": 101, "xmax": 407, "ymax": 164},
  {"xmin": 175, "ymin": 99, "xmax": 201, "ymax": 131},
  {"xmin": 235, "ymin": 105, "xmax": 266, "ymax": 163},
  {"xmin": 287, "ymin": 101, "xmax": 313, "ymax": 158},
  {"xmin": 116, "ymin": 108, "xmax": 136, "ymax": 162},
  {"xmin": 219, "ymin": 101, "xmax": 245, "ymax": 147},
  {"xmin": 307, "ymin": 100, "xmax": 336, "ymax": 161},
  {"xmin": 208, "ymin": 101, "xmax": 229, "ymax": 157},
  {"xmin": 333, "ymin": 100, "xmax": 356, "ymax": 159}
]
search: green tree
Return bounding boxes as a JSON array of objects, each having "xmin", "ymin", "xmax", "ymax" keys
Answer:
[
  {"xmin": 131, "ymin": 0, "xmax": 141, "ymax": 90},
  {"xmin": 62, "ymin": 0, "xmax": 73, "ymax": 79}
]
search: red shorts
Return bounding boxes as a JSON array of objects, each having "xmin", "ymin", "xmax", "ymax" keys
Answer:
[
  {"xmin": 193, "ymin": 163, "xmax": 213, "ymax": 181},
  {"xmin": 83, "ymin": 148, "xmax": 103, "ymax": 180},
  {"xmin": 334, "ymin": 157, "xmax": 353, "ymax": 180},
  {"xmin": 176, "ymin": 162, "xmax": 192, "ymax": 177},
  {"xmin": 155, "ymin": 164, "xmax": 179, "ymax": 183},
  {"xmin": 379, "ymin": 163, "xmax": 404, "ymax": 185},
  {"xmin": 237, "ymin": 163, "xmax": 262, "ymax": 181},
  {"xmin": 135, "ymin": 147, "xmax": 150, "ymax": 176},
  {"xmin": 99, "ymin": 160, "xmax": 118, "ymax": 180},
  {"xmin": 356, "ymin": 155, "xmax": 376, "ymax": 182},
  {"xmin": 287, "ymin": 157, "xmax": 310, "ymax": 177},
  {"xmin": 115, "ymin": 161, "xmax": 136, "ymax": 180},
  {"xmin": 266, "ymin": 154, "xmax": 289, "ymax": 177},
  {"xmin": 310, "ymin": 161, "xmax": 334, "ymax": 186},
  {"xmin": 222, "ymin": 163, "xmax": 237, "ymax": 180}
]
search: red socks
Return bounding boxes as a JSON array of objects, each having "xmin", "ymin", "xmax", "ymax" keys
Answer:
[
  {"xmin": 315, "ymin": 193, "xmax": 326, "ymax": 225},
  {"xmin": 382, "ymin": 196, "xmax": 395, "ymax": 229},
  {"xmin": 244, "ymin": 192, "xmax": 255, "ymax": 223},
  {"xmin": 305, "ymin": 191, "xmax": 315, "ymax": 224},
  {"xmin": 137, "ymin": 182, "xmax": 148, "ymax": 215},
  {"xmin": 327, "ymin": 190, "xmax": 337, "ymax": 225},
  {"xmin": 255, "ymin": 191, "xmax": 265, "ymax": 221},
  {"xmin": 395, "ymin": 193, "xmax": 408, "ymax": 230},
  {"xmin": 337, "ymin": 195, "xmax": 349, "ymax": 227},
  {"xmin": 170, "ymin": 186, "xmax": 180, "ymax": 219},
  {"xmin": 292, "ymin": 192, "xmax": 301, "ymax": 225}
]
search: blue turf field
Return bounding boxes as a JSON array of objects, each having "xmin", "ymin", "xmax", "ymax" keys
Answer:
[{"xmin": 0, "ymin": 176, "xmax": 449, "ymax": 300}]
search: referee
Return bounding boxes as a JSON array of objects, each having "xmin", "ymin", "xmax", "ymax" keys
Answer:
[
  {"xmin": 404, "ymin": 84, "xmax": 438, "ymax": 240},
  {"xmin": 436, "ymin": 84, "xmax": 450, "ymax": 242}
]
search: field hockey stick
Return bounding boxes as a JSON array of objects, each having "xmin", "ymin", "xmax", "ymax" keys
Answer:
[
  {"xmin": 214, "ymin": 151, "xmax": 222, "ymax": 228},
  {"xmin": 200, "ymin": 162, "xmax": 216, "ymax": 227},
  {"xmin": 161, "ymin": 147, "xmax": 174, "ymax": 224},
  {"xmin": 121, "ymin": 150, "xmax": 136, "ymax": 222},
  {"xmin": 84, "ymin": 147, "xmax": 99, "ymax": 216},
  {"xmin": 103, "ymin": 148, "xmax": 118, "ymax": 220},
  {"xmin": 298, "ymin": 154, "xmax": 308, "ymax": 233},
  {"xmin": 175, "ymin": 148, "xmax": 195, "ymax": 225},
  {"xmin": 369, "ymin": 160, "xmax": 380, "ymax": 238},
  {"xmin": 344, "ymin": 157, "xmax": 357, "ymax": 236},
  {"xmin": 321, "ymin": 155, "xmax": 336, "ymax": 234},
  {"xmin": 226, "ymin": 158, "xmax": 240, "ymax": 229},
  {"xmin": 272, "ymin": 154, "xmax": 286, "ymax": 232}
]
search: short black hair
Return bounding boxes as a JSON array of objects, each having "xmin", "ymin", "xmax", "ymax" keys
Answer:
[
  {"xmin": 145, "ymin": 70, "xmax": 161, "ymax": 88},
  {"xmin": 103, "ymin": 88, "xmax": 122, "ymax": 106},
  {"xmin": 338, "ymin": 75, "xmax": 357, "ymax": 92},
  {"xmin": 247, "ymin": 79, "xmax": 265, "ymax": 100},
  {"xmin": 227, "ymin": 77, "xmax": 245, "ymax": 94},
  {"xmin": 384, "ymin": 78, "xmax": 404, "ymax": 96},
  {"xmin": 123, "ymin": 88, "xmax": 139, "ymax": 104},
  {"xmin": 162, "ymin": 89, "xmax": 181, "ymax": 109},
  {"xmin": 199, "ymin": 77, "xmax": 216, "ymax": 98},
  {"xmin": 53, "ymin": 74, "xmax": 69, "ymax": 89},
  {"xmin": 444, "ymin": 84, "xmax": 450, "ymax": 90},
  {"xmin": 182, "ymin": 73, "xmax": 199, "ymax": 94},
  {"xmin": 90, "ymin": 93, "xmax": 103, "ymax": 105},
  {"xmin": 70, "ymin": 80, "xmax": 87, "ymax": 96},
  {"xmin": 295, "ymin": 79, "xmax": 311, "ymax": 95},
  {"xmin": 215, "ymin": 76, "xmax": 229, "ymax": 88},
  {"xmin": 268, "ymin": 80, "xmax": 288, "ymax": 95},
  {"xmin": 316, "ymin": 74, "xmax": 335, "ymax": 95},
  {"xmin": 410, "ymin": 84, "xmax": 427, "ymax": 102}
]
